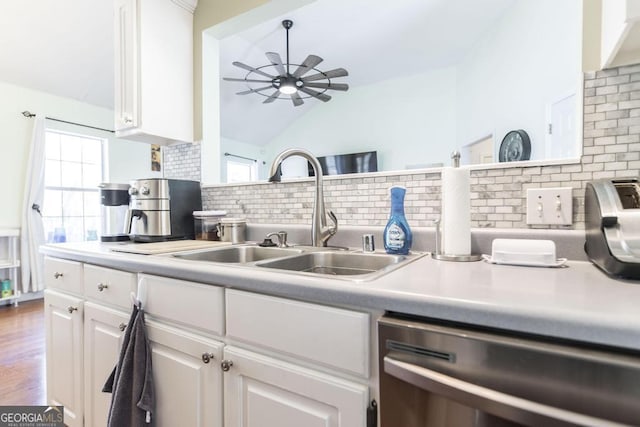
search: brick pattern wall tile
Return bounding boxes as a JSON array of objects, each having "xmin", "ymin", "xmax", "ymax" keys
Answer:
[
  {"xmin": 162, "ymin": 142, "xmax": 201, "ymax": 182},
  {"xmin": 193, "ymin": 64, "xmax": 640, "ymax": 229}
]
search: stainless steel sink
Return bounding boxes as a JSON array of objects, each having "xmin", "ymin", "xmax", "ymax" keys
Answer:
[
  {"xmin": 169, "ymin": 243, "xmax": 425, "ymax": 281},
  {"xmin": 172, "ymin": 245, "xmax": 304, "ymax": 263},
  {"xmin": 256, "ymin": 251, "xmax": 419, "ymax": 279}
]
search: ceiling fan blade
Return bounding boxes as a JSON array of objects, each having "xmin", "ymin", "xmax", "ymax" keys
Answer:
[
  {"xmin": 291, "ymin": 92, "xmax": 304, "ymax": 107},
  {"xmin": 292, "ymin": 55, "xmax": 323, "ymax": 78},
  {"xmin": 263, "ymin": 90, "xmax": 281, "ymax": 104},
  {"xmin": 298, "ymin": 87, "xmax": 331, "ymax": 102},
  {"xmin": 265, "ymin": 52, "xmax": 287, "ymax": 76},
  {"xmin": 224, "ymin": 77, "xmax": 273, "ymax": 83},
  {"xmin": 232, "ymin": 61, "xmax": 275, "ymax": 79},
  {"xmin": 236, "ymin": 86, "xmax": 273, "ymax": 95},
  {"xmin": 304, "ymin": 82, "xmax": 349, "ymax": 91},
  {"xmin": 301, "ymin": 68, "xmax": 349, "ymax": 82}
]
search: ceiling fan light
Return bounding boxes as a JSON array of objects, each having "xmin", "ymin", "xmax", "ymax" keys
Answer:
[{"xmin": 279, "ymin": 82, "xmax": 297, "ymax": 94}]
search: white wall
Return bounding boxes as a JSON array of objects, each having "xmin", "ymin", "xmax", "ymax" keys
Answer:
[
  {"xmin": 456, "ymin": 0, "xmax": 582, "ymax": 161},
  {"xmin": 0, "ymin": 80, "xmax": 160, "ymax": 228},
  {"xmin": 107, "ymin": 137, "xmax": 163, "ymax": 184},
  {"xmin": 220, "ymin": 136, "xmax": 268, "ymax": 180},
  {"xmin": 243, "ymin": 0, "xmax": 581, "ymax": 173},
  {"xmin": 262, "ymin": 67, "xmax": 458, "ymax": 175}
]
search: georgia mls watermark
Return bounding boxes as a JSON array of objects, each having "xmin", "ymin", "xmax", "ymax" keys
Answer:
[{"xmin": 0, "ymin": 406, "xmax": 64, "ymax": 427}]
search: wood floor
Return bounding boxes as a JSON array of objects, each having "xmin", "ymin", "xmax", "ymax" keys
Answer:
[{"xmin": 0, "ymin": 299, "xmax": 46, "ymax": 405}]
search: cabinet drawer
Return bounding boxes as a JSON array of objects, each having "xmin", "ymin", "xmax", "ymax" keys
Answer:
[
  {"xmin": 44, "ymin": 257, "xmax": 83, "ymax": 295},
  {"xmin": 139, "ymin": 274, "xmax": 224, "ymax": 337},
  {"xmin": 226, "ymin": 290, "xmax": 370, "ymax": 378},
  {"xmin": 83, "ymin": 264, "xmax": 136, "ymax": 310}
]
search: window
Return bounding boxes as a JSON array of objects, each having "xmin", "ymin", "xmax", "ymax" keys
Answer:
[
  {"xmin": 226, "ymin": 158, "xmax": 257, "ymax": 183},
  {"xmin": 42, "ymin": 130, "xmax": 104, "ymax": 243}
]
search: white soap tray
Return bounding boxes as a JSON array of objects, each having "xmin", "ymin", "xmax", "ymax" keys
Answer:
[{"xmin": 482, "ymin": 239, "xmax": 567, "ymax": 268}]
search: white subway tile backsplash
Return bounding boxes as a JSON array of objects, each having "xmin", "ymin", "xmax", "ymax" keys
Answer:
[{"xmin": 163, "ymin": 65, "xmax": 640, "ymax": 230}]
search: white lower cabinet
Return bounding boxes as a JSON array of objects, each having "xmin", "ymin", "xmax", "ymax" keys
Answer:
[
  {"xmin": 44, "ymin": 289, "xmax": 84, "ymax": 427},
  {"xmin": 223, "ymin": 346, "xmax": 369, "ymax": 427},
  {"xmin": 44, "ymin": 259, "xmax": 374, "ymax": 427},
  {"xmin": 83, "ymin": 302, "xmax": 129, "ymax": 427},
  {"xmin": 145, "ymin": 320, "xmax": 224, "ymax": 427}
]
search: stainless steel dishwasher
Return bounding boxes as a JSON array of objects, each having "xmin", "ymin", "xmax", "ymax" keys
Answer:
[{"xmin": 378, "ymin": 314, "xmax": 640, "ymax": 427}]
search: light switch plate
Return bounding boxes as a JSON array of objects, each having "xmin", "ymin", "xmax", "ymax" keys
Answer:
[{"xmin": 526, "ymin": 187, "xmax": 573, "ymax": 225}]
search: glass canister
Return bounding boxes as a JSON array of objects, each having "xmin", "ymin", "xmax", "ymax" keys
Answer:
[{"xmin": 193, "ymin": 210, "xmax": 227, "ymax": 241}]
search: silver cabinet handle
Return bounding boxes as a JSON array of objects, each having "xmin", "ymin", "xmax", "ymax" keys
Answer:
[
  {"xmin": 124, "ymin": 116, "xmax": 133, "ymax": 124},
  {"xmin": 202, "ymin": 353, "xmax": 215, "ymax": 364},
  {"xmin": 221, "ymin": 360, "xmax": 234, "ymax": 372},
  {"xmin": 383, "ymin": 356, "xmax": 617, "ymax": 427},
  {"xmin": 67, "ymin": 306, "xmax": 78, "ymax": 314},
  {"xmin": 97, "ymin": 283, "xmax": 108, "ymax": 292},
  {"xmin": 118, "ymin": 323, "xmax": 126, "ymax": 331},
  {"xmin": 54, "ymin": 272, "xmax": 63, "ymax": 279}
]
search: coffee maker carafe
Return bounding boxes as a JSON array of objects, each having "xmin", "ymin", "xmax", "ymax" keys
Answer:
[
  {"xmin": 124, "ymin": 178, "xmax": 202, "ymax": 242},
  {"xmin": 99, "ymin": 183, "xmax": 130, "ymax": 242}
]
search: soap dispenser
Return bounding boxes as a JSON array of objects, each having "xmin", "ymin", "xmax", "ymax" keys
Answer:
[{"xmin": 383, "ymin": 186, "xmax": 412, "ymax": 255}]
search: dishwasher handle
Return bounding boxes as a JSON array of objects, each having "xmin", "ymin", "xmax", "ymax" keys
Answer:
[{"xmin": 383, "ymin": 356, "xmax": 626, "ymax": 427}]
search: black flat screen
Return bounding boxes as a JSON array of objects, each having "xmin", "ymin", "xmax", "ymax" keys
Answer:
[{"xmin": 308, "ymin": 151, "xmax": 378, "ymax": 176}]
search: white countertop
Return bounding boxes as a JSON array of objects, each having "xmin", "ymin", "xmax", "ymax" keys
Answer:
[{"xmin": 41, "ymin": 241, "xmax": 640, "ymax": 352}]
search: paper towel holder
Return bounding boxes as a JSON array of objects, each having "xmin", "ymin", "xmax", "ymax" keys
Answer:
[
  {"xmin": 432, "ymin": 218, "xmax": 482, "ymax": 261},
  {"xmin": 432, "ymin": 152, "xmax": 482, "ymax": 261}
]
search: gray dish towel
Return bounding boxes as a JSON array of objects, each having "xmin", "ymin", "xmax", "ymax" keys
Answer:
[{"xmin": 103, "ymin": 304, "xmax": 154, "ymax": 426}]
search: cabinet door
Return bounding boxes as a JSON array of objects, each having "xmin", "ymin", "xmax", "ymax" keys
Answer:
[
  {"xmin": 44, "ymin": 289, "xmax": 84, "ymax": 427},
  {"xmin": 84, "ymin": 302, "xmax": 130, "ymax": 427},
  {"xmin": 223, "ymin": 346, "xmax": 369, "ymax": 427},
  {"xmin": 114, "ymin": 0, "xmax": 138, "ymax": 131},
  {"xmin": 146, "ymin": 319, "xmax": 224, "ymax": 427}
]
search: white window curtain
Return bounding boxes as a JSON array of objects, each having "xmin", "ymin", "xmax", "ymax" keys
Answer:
[{"xmin": 21, "ymin": 116, "xmax": 46, "ymax": 293}]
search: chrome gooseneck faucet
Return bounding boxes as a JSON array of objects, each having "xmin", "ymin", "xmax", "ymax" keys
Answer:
[{"xmin": 268, "ymin": 148, "xmax": 338, "ymax": 247}]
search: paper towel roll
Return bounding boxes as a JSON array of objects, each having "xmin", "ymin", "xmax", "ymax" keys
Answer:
[{"xmin": 441, "ymin": 166, "xmax": 471, "ymax": 255}]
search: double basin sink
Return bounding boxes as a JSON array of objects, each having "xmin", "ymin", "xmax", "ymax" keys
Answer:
[{"xmin": 171, "ymin": 244, "xmax": 425, "ymax": 281}]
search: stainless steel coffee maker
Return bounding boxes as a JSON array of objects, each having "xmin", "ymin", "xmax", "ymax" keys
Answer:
[{"xmin": 124, "ymin": 178, "xmax": 202, "ymax": 242}]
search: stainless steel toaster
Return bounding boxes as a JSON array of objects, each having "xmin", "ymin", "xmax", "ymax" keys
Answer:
[{"xmin": 585, "ymin": 178, "xmax": 640, "ymax": 279}]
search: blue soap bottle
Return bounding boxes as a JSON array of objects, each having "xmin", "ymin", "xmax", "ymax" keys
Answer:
[{"xmin": 383, "ymin": 186, "xmax": 412, "ymax": 255}]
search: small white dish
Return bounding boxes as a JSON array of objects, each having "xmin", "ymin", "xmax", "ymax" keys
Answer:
[{"xmin": 483, "ymin": 238, "xmax": 569, "ymax": 267}]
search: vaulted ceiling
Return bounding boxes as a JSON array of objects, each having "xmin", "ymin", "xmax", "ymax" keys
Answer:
[{"xmin": 0, "ymin": 0, "xmax": 514, "ymax": 143}]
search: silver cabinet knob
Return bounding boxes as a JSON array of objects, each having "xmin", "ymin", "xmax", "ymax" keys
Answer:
[
  {"xmin": 67, "ymin": 306, "xmax": 78, "ymax": 314},
  {"xmin": 54, "ymin": 272, "xmax": 63, "ymax": 279},
  {"xmin": 221, "ymin": 359, "xmax": 234, "ymax": 372},
  {"xmin": 124, "ymin": 117, "xmax": 133, "ymax": 124},
  {"xmin": 97, "ymin": 283, "xmax": 108, "ymax": 292},
  {"xmin": 140, "ymin": 186, "xmax": 150, "ymax": 196},
  {"xmin": 202, "ymin": 353, "xmax": 215, "ymax": 364},
  {"xmin": 118, "ymin": 323, "xmax": 126, "ymax": 332}
]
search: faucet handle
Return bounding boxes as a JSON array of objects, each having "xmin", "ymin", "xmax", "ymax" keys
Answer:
[{"xmin": 328, "ymin": 211, "xmax": 338, "ymax": 236}]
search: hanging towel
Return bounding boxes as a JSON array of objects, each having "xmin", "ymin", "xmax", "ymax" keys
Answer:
[{"xmin": 103, "ymin": 305, "xmax": 155, "ymax": 426}]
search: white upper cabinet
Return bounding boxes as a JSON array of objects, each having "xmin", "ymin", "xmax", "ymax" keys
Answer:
[
  {"xmin": 601, "ymin": 0, "xmax": 640, "ymax": 68},
  {"xmin": 114, "ymin": 0, "xmax": 197, "ymax": 145}
]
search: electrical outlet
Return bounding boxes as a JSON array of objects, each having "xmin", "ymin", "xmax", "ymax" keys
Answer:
[{"xmin": 526, "ymin": 187, "xmax": 573, "ymax": 225}]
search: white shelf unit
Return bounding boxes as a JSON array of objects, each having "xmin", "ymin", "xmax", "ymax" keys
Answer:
[{"xmin": 0, "ymin": 229, "xmax": 21, "ymax": 306}]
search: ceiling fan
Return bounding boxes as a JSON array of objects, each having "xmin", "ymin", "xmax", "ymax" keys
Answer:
[{"xmin": 223, "ymin": 19, "xmax": 349, "ymax": 107}]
